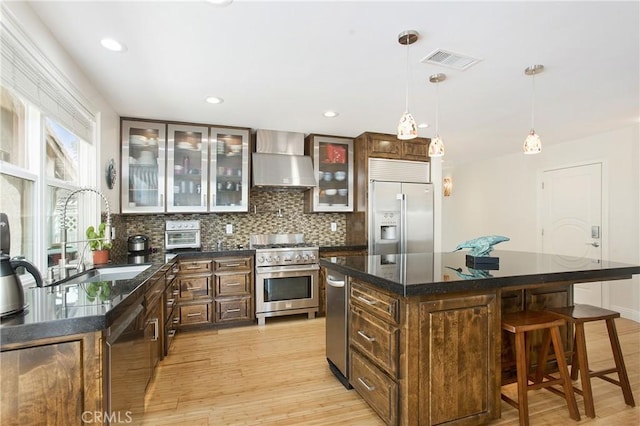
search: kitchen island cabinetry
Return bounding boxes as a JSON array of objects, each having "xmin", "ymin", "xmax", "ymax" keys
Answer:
[
  {"xmin": 321, "ymin": 251, "xmax": 640, "ymax": 426},
  {"xmin": 0, "ymin": 331, "xmax": 102, "ymax": 426},
  {"xmin": 305, "ymin": 134, "xmax": 354, "ymax": 212}
]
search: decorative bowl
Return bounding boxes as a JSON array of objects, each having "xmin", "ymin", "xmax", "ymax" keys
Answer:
[{"xmin": 334, "ymin": 171, "xmax": 346, "ymax": 181}]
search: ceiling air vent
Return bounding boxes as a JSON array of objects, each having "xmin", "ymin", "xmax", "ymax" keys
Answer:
[{"xmin": 420, "ymin": 49, "xmax": 482, "ymax": 71}]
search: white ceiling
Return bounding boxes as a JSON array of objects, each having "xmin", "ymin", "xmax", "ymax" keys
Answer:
[{"xmin": 26, "ymin": 0, "xmax": 639, "ymax": 165}]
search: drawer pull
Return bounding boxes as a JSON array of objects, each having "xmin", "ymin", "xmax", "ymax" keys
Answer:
[
  {"xmin": 186, "ymin": 312, "xmax": 202, "ymax": 317},
  {"xmin": 167, "ymin": 330, "xmax": 176, "ymax": 337},
  {"xmin": 356, "ymin": 295, "xmax": 377, "ymax": 306},
  {"xmin": 225, "ymin": 282, "xmax": 241, "ymax": 286},
  {"xmin": 225, "ymin": 308, "xmax": 241, "ymax": 313},
  {"xmin": 222, "ymin": 263, "xmax": 241, "ymax": 267},
  {"xmin": 357, "ymin": 377, "xmax": 376, "ymax": 392},
  {"xmin": 167, "ymin": 299, "xmax": 175, "ymax": 306},
  {"xmin": 357, "ymin": 330, "xmax": 376, "ymax": 342},
  {"xmin": 173, "ymin": 317, "xmax": 179, "ymax": 324},
  {"xmin": 166, "ymin": 274, "xmax": 176, "ymax": 280},
  {"xmin": 173, "ymin": 290, "xmax": 179, "ymax": 296},
  {"xmin": 186, "ymin": 265, "xmax": 203, "ymax": 270},
  {"xmin": 187, "ymin": 285, "xmax": 203, "ymax": 290}
]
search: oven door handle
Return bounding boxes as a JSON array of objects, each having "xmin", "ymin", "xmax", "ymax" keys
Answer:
[{"xmin": 255, "ymin": 264, "xmax": 320, "ymax": 275}]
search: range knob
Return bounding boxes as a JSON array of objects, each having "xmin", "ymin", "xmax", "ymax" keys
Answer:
[
  {"xmin": 309, "ymin": 254, "xmax": 316, "ymax": 261},
  {"xmin": 274, "ymin": 255, "xmax": 280, "ymax": 263},
  {"xmin": 257, "ymin": 256, "xmax": 265, "ymax": 263},
  {"xmin": 266, "ymin": 256, "xmax": 273, "ymax": 263},
  {"xmin": 295, "ymin": 254, "xmax": 302, "ymax": 262},
  {"xmin": 302, "ymin": 254, "xmax": 309, "ymax": 262}
]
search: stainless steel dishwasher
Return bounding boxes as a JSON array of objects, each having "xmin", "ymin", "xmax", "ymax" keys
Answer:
[{"xmin": 325, "ymin": 266, "xmax": 351, "ymax": 389}]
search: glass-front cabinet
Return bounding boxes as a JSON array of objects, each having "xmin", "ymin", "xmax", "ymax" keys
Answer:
[
  {"xmin": 121, "ymin": 119, "xmax": 250, "ymax": 213},
  {"xmin": 121, "ymin": 120, "xmax": 166, "ymax": 213},
  {"xmin": 305, "ymin": 134, "xmax": 354, "ymax": 212},
  {"xmin": 167, "ymin": 124, "xmax": 209, "ymax": 212},
  {"xmin": 209, "ymin": 127, "xmax": 250, "ymax": 212}
]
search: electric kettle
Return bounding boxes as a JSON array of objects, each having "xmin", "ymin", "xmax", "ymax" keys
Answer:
[{"xmin": 0, "ymin": 213, "xmax": 43, "ymax": 317}]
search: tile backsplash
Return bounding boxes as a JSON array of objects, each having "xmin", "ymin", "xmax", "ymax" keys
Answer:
[{"xmin": 111, "ymin": 190, "xmax": 348, "ymax": 256}]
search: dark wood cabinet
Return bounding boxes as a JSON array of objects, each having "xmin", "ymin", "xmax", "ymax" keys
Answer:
[
  {"xmin": 175, "ymin": 259, "xmax": 214, "ymax": 327},
  {"xmin": 348, "ymin": 279, "xmax": 500, "ymax": 426},
  {"xmin": 213, "ymin": 256, "xmax": 254, "ymax": 324},
  {"xmin": 0, "ymin": 332, "xmax": 102, "ymax": 426},
  {"xmin": 364, "ymin": 132, "xmax": 430, "ymax": 162}
]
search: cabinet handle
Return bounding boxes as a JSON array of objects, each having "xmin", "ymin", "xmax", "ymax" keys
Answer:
[
  {"xmin": 357, "ymin": 330, "xmax": 376, "ymax": 342},
  {"xmin": 185, "ymin": 266, "xmax": 202, "ymax": 270},
  {"xmin": 167, "ymin": 298, "xmax": 175, "ymax": 306},
  {"xmin": 225, "ymin": 308, "xmax": 241, "ymax": 313},
  {"xmin": 357, "ymin": 377, "xmax": 376, "ymax": 392},
  {"xmin": 173, "ymin": 290, "xmax": 179, "ymax": 296},
  {"xmin": 167, "ymin": 330, "xmax": 176, "ymax": 337},
  {"xmin": 223, "ymin": 263, "xmax": 242, "ymax": 267},
  {"xmin": 186, "ymin": 312, "xmax": 202, "ymax": 317},
  {"xmin": 172, "ymin": 317, "xmax": 179, "ymax": 324},
  {"xmin": 188, "ymin": 286, "xmax": 203, "ymax": 290},
  {"xmin": 166, "ymin": 274, "xmax": 176, "ymax": 280},
  {"xmin": 148, "ymin": 318, "xmax": 159, "ymax": 341},
  {"xmin": 356, "ymin": 295, "xmax": 377, "ymax": 306},
  {"xmin": 225, "ymin": 282, "xmax": 241, "ymax": 286}
]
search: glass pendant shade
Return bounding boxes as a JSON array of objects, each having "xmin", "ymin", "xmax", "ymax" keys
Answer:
[
  {"xmin": 398, "ymin": 112, "xmax": 418, "ymax": 140},
  {"xmin": 523, "ymin": 130, "xmax": 541, "ymax": 154},
  {"xmin": 428, "ymin": 136, "xmax": 444, "ymax": 157}
]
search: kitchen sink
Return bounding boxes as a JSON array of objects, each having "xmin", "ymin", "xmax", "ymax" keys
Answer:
[{"xmin": 58, "ymin": 264, "xmax": 151, "ymax": 286}]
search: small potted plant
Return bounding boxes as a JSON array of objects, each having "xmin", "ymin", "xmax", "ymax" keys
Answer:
[{"xmin": 86, "ymin": 222, "xmax": 112, "ymax": 265}]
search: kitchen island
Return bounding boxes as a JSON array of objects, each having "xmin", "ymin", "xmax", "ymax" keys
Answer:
[{"xmin": 320, "ymin": 250, "xmax": 640, "ymax": 426}]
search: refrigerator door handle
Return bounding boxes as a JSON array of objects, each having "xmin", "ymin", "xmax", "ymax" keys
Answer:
[{"xmin": 397, "ymin": 193, "xmax": 407, "ymax": 253}]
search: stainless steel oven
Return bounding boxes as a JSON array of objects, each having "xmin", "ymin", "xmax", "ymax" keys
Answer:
[
  {"xmin": 251, "ymin": 234, "xmax": 319, "ymax": 326},
  {"xmin": 165, "ymin": 220, "xmax": 201, "ymax": 250}
]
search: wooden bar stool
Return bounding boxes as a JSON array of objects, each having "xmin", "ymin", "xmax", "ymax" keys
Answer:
[
  {"xmin": 501, "ymin": 310, "xmax": 581, "ymax": 426},
  {"xmin": 547, "ymin": 304, "xmax": 635, "ymax": 418}
]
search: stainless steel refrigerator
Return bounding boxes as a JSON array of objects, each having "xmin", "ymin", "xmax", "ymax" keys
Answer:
[{"xmin": 368, "ymin": 158, "xmax": 434, "ymax": 255}]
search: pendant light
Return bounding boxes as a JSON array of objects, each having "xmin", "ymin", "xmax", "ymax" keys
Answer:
[
  {"xmin": 523, "ymin": 64, "xmax": 544, "ymax": 154},
  {"xmin": 397, "ymin": 30, "xmax": 419, "ymax": 140},
  {"xmin": 428, "ymin": 73, "xmax": 446, "ymax": 157}
]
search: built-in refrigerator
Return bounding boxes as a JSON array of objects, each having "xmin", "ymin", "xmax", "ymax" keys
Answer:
[{"xmin": 368, "ymin": 158, "xmax": 434, "ymax": 255}]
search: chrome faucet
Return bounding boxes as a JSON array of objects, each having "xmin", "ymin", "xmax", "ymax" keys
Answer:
[{"xmin": 57, "ymin": 188, "xmax": 112, "ymax": 281}]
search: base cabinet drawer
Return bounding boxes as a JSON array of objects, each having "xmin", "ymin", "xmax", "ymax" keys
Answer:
[
  {"xmin": 215, "ymin": 297, "xmax": 252, "ymax": 323},
  {"xmin": 350, "ymin": 307, "xmax": 398, "ymax": 377},
  {"xmin": 178, "ymin": 275, "xmax": 211, "ymax": 300},
  {"xmin": 215, "ymin": 272, "xmax": 251, "ymax": 296},
  {"xmin": 179, "ymin": 303, "xmax": 211, "ymax": 325},
  {"xmin": 350, "ymin": 350, "xmax": 398, "ymax": 426}
]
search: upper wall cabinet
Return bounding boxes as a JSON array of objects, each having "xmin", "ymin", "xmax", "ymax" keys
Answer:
[
  {"xmin": 122, "ymin": 120, "xmax": 167, "ymax": 213},
  {"xmin": 209, "ymin": 127, "xmax": 250, "ymax": 212},
  {"xmin": 364, "ymin": 132, "xmax": 431, "ymax": 162},
  {"xmin": 167, "ymin": 124, "xmax": 210, "ymax": 213},
  {"xmin": 121, "ymin": 119, "xmax": 250, "ymax": 213},
  {"xmin": 304, "ymin": 134, "xmax": 354, "ymax": 213}
]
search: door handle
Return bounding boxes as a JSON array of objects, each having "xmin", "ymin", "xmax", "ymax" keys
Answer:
[{"xmin": 586, "ymin": 242, "xmax": 600, "ymax": 247}]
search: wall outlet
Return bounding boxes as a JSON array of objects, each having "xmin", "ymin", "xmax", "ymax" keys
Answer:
[
  {"xmin": 331, "ymin": 222, "xmax": 337, "ymax": 232},
  {"xmin": 225, "ymin": 224, "xmax": 233, "ymax": 234}
]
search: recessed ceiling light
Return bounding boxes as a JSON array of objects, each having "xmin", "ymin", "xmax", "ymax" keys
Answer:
[
  {"xmin": 205, "ymin": 96, "xmax": 224, "ymax": 104},
  {"xmin": 323, "ymin": 111, "xmax": 339, "ymax": 118},
  {"xmin": 418, "ymin": 123, "xmax": 430, "ymax": 128},
  {"xmin": 100, "ymin": 38, "xmax": 127, "ymax": 52},
  {"xmin": 205, "ymin": 0, "xmax": 234, "ymax": 6}
]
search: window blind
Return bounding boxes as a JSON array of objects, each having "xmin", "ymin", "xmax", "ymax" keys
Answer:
[{"xmin": 0, "ymin": 14, "xmax": 95, "ymax": 142}]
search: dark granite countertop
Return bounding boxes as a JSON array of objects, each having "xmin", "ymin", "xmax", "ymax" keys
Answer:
[
  {"xmin": 0, "ymin": 249, "xmax": 256, "ymax": 347},
  {"xmin": 320, "ymin": 250, "xmax": 640, "ymax": 297}
]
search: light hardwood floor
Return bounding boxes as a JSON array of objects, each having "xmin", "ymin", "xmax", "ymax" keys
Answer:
[{"xmin": 143, "ymin": 315, "xmax": 640, "ymax": 425}]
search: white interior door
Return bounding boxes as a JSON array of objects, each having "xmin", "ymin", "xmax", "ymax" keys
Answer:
[{"xmin": 542, "ymin": 163, "xmax": 603, "ymax": 306}]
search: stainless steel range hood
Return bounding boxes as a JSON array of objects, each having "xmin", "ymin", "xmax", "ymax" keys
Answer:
[{"xmin": 252, "ymin": 129, "xmax": 317, "ymax": 189}]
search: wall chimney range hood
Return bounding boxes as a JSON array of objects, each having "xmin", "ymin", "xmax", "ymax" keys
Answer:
[{"xmin": 252, "ymin": 129, "xmax": 317, "ymax": 189}]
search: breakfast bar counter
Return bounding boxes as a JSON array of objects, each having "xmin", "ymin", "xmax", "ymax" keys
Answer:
[{"xmin": 320, "ymin": 250, "xmax": 640, "ymax": 425}]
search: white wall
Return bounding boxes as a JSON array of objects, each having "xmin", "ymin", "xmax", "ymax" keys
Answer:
[
  {"xmin": 4, "ymin": 2, "xmax": 121, "ymax": 211},
  {"xmin": 442, "ymin": 124, "xmax": 640, "ymax": 320}
]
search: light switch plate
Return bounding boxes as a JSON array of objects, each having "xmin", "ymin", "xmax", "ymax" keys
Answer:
[
  {"xmin": 226, "ymin": 224, "xmax": 233, "ymax": 234},
  {"xmin": 331, "ymin": 222, "xmax": 337, "ymax": 232}
]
